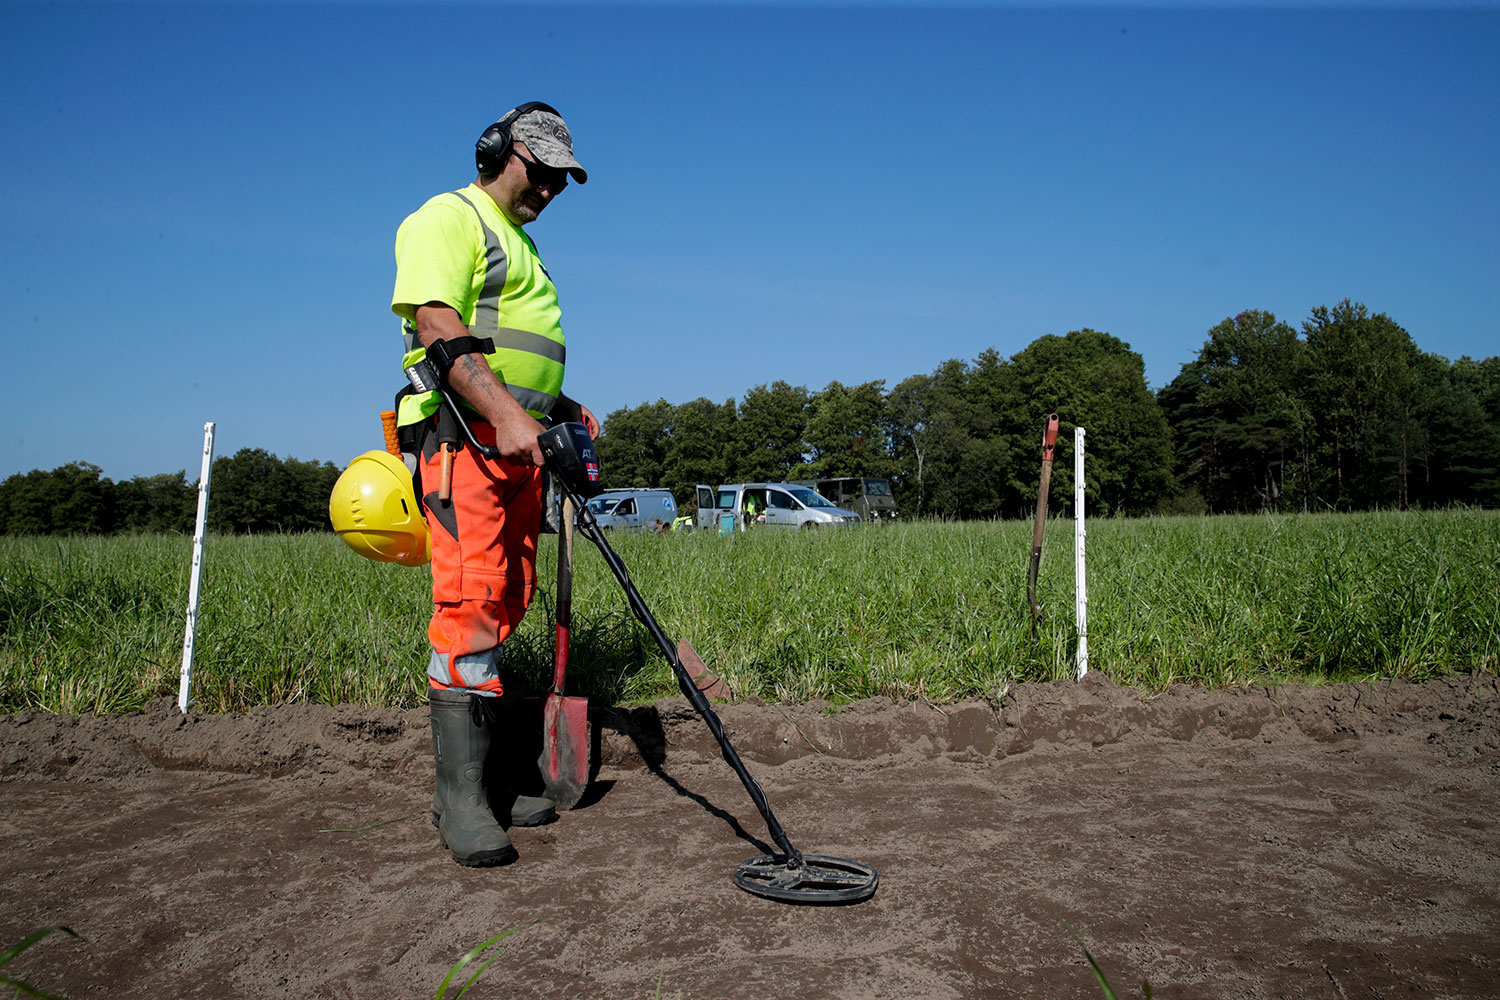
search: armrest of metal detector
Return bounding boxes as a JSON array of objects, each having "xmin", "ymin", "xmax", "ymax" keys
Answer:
[{"xmin": 403, "ymin": 355, "xmax": 502, "ymax": 462}]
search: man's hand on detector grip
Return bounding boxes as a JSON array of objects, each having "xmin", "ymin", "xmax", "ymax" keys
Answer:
[{"xmin": 492, "ymin": 410, "xmax": 546, "ymax": 467}]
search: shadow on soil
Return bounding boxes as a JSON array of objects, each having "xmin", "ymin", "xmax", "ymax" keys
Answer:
[{"xmin": 491, "ymin": 695, "xmax": 773, "ymax": 855}]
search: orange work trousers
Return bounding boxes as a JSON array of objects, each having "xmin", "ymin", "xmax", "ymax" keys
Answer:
[{"xmin": 419, "ymin": 420, "xmax": 543, "ymax": 694}]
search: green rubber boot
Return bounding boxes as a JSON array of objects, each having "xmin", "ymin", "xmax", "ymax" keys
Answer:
[
  {"xmin": 503, "ymin": 789, "xmax": 560, "ymax": 828},
  {"xmin": 429, "ymin": 687, "xmax": 518, "ymax": 868},
  {"xmin": 431, "ymin": 785, "xmax": 557, "ymax": 828},
  {"xmin": 429, "ymin": 695, "xmax": 557, "ymax": 832}
]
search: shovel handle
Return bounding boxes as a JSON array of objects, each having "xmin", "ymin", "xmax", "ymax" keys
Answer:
[
  {"xmin": 1028, "ymin": 413, "xmax": 1060, "ymax": 618},
  {"xmin": 551, "ymin": 496, "xmax": 574, "ymax": 692},
  {"xmin": 1041, "ymin": 413, "xmax": 1060, "ymax": 462}
]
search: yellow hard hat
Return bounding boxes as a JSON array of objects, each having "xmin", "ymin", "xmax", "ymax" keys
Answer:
[{"xmin": 329, "ymin": 450, "xmax": 430, "ymax": 567}]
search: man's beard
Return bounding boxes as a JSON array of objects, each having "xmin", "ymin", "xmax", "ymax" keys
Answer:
[{"xmin": 510, "ymin": 192, "xmax": 544, "ymax": 224}]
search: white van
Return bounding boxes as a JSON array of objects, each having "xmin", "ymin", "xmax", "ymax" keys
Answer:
[
  {"xmin": 694, "ymin": 483, "xmax": 861, "ymax": 532},
  {"xmin": 585, "ymin": 489, "xmax": 677, "ymax": 532}
]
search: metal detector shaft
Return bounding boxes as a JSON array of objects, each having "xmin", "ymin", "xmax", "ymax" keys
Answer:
[
  {"xmin": 438, "ymin": 387, "xmax": 500, "ymax": 461},
  {"xmin": 564, "ymin": 491, "xmax": 803, "ymax": 866}
]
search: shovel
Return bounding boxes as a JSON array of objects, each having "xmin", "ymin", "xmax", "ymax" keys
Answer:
[
  {"xmin": 1027, "ymin": 413, "xmax": 1061, "ymax": 620},
  {"xmin": 677, "ymin": 638, "xmax": 732, "ymax": 702},
  {"xmin": 539, "ymin": 495, "xmax": 589, "ymax": 809}
]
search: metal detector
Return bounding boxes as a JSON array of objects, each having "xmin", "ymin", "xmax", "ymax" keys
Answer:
[{"xmin": 538, "ymin": 422, "xmax": 880, "ymax": 905}]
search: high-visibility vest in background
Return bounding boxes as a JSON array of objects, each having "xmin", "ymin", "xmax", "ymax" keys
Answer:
[{"xmin": 391, "ymin": 185, "xmax": 566, "ymax": 428}]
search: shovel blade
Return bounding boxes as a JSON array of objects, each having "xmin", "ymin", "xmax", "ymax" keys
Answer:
[
  {"xmin": 539, "ymin": 692, "xmax": 589, "ymax": 810},
  {"xmin": 677, "ymin": 639, "xmax": 732, "ymax": 701}
]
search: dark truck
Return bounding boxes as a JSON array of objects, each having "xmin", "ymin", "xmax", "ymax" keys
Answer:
[{"xmin": 789, "ymin": 477, "xmax": 898, "ymax": 524}]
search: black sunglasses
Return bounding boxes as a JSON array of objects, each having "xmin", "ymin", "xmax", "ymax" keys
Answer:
[{"xmin": 511, "ymin": 149, "xmax": 569, "ymax": 191}]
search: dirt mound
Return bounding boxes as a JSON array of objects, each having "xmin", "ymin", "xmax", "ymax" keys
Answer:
[{"xmin": 3, "ymin": 675, "xmax": 1497, "ymax": 998}]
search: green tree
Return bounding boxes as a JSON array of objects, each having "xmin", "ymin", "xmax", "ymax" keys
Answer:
[
  {"xmin": 0, "ymin": 463, "xmax": 115, "ymax": 534},
  {"xmin": 57, "ymin": 463, "xmax": 114, "ymax": 532},
  {"xmin": 965, "ymin": 347, "xmax": 1025, "ymax": 518},
  {"xmin": 1, "ymin": 469, "xmax": 52, "ymax": 534},
  {"xmin": 660, "ymin": 396, "xmax": 739, "ymax": 507},
  {"xmin": 1303, "ymin": 300, "xmax": 1424, "ymax": 508},
  {"xmin": 1156, "ymin": 360, "xmax": 1214, "ymax": 512},
  {"xmin": 1004, "ymin": 330, "xmax": 1175, "ymax": 516},
  {"xmin": 281, "ymin": 457, "xmax": 343, "ymax": 532},
  {"xmin": 595, "ymin": 400, "xmax": 673, "ymax": 489},
  {"xmin": 208, "ymin": 449, "xmax": 340, "ymax": 533},
  {"xmin": 114, "ymin": 471, "xmax": 196, "ymax": 532},
  {"xmin": 886, "ymin": 358, "xmax": 1011, "ymax": 519},
  {"xmin": 886, "ymin": 372, "xmax": 935, "ymax": 514},
  {"xmin": 803, "ymin": 380, "xmax": 892, "ymax": 480},
  {"xmin": 1456, "ymin": 355, "xmax": 1500, "ymax": 425},
  {"xmin": 735, "ymin": 381, "xmax": 809, "ymax": 482},
  {"xmin": 1410, "ymin": 353, "xmax": 1500, "ymax": 507},
  {"xmin": 1159, "ymin": 311, "xmax": 1311, "ymax": 512},
  {"xmin": 1451, "ymin": 355, "xmax": 1500, "ymax": 504}
]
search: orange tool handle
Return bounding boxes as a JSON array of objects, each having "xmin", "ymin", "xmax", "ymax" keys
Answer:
[
  {"xmin": 381, "ymin": 410, "xmax": 400, "ymax": 457},
  {"xmin": 438, "ymin": 444, "xmax": 454, "ymax": 502}
]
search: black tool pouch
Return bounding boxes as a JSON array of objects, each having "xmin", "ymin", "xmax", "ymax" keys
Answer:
[
  {"xmin": 392, "ymin": 385, "xmax": 426, "ymax": 511},
  {"xmin": 435, "ymin": 401, "xmax": 461, "ymax": 450},
  {"xmin": 392, "ymin": 386, "xmax": 423, "ymax": 456}
]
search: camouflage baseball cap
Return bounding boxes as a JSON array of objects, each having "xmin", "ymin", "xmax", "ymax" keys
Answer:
[{"xmin": 511, "ymin": 108, "xmax": 588, "ymax": 184}]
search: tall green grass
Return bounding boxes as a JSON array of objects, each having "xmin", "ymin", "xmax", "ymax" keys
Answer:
[{"xmin": 2, "ymin": 510, "xmax": 1495, "ymax": 714}]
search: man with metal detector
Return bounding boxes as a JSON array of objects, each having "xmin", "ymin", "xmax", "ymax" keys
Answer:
[{"xmin": 390, "ymin": 102, "xmax": 598, "ymax": 868}]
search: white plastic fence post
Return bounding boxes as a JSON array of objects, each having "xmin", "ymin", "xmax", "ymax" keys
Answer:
[
  {"xmin": 1074, "ymin": 426, "xmax": 1088, "ymax": 679},
  {"xmin": 178, "ymin": 422, "xmax": 216, "ymax": 713}
]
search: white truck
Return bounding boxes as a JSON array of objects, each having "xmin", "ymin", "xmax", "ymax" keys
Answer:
[
  {"xmin": 694, "ymin": 483, "xmax": 861, "ymax": 532},
  {"xmin": 585, "ymin": 488, "xmax": 677, "ymax": 532}
]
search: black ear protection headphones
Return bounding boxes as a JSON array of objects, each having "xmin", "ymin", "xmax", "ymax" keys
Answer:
[{"xmin": 475, "ymin": 101, "xmax": 562, "ymax": 176}]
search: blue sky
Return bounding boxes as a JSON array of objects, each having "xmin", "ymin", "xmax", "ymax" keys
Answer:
[{"xmin": 3, "ymin": 1, "xmax": 1496, "ymax": 481}]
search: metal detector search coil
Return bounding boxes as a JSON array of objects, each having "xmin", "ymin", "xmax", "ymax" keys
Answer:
[{"xmin": 733, "ymin": 854, "xmax": 880, "ymax": 905}]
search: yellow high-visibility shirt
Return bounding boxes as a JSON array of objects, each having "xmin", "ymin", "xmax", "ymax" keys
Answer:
[{"xmin": 391, "ymin": 185, "xmax": 566, "ymax": 426}]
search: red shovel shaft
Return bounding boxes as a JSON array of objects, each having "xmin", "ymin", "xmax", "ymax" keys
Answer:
[
  {"xmin": 540, "ymin": 496, "xmax": 589, "ymax": 809},
  {"xmin": 551, "ymin": 501, "xmax": 573, "ymax": 692}
]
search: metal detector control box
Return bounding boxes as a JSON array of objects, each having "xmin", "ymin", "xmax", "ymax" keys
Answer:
[{"xmin": 537, "ymin": 422, "xmax": 603, "ymax": 499}]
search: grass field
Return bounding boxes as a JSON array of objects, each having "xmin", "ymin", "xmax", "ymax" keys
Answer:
[{"xmin": 1, "ymin": 510, "xmax": 1496, "ymax": 714}]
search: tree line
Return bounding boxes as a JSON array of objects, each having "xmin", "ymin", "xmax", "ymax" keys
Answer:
[
  {"xmin": 4, "ymin": 299, "xmax": 1495, "ymax": 535},
  {"xmin": 0, "ymin": 449, "xmax": 342, "ymax": 535},
  {"xmin": 597, "ymin": 299, "xmax": 1498, "ymax": 518},
  {"xmin": 1161, "ymin": 302, "xmax": 1499, "ymax": 512}
]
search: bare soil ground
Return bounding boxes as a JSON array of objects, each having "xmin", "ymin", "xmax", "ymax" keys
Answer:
[{"xmin": 2, "ymin": 673, "xmax": 1498, "ymax": 999}]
